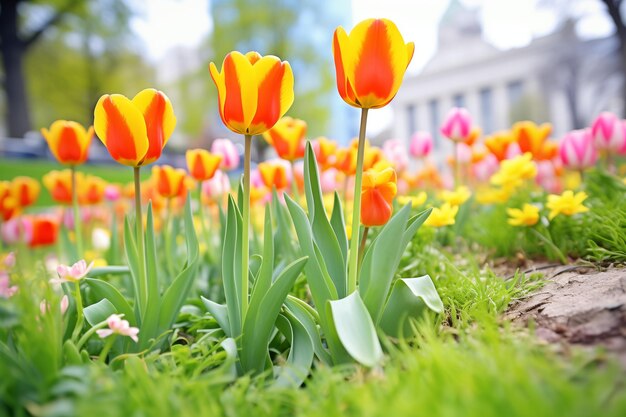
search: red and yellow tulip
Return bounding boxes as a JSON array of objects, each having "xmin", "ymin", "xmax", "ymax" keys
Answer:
[
  {"xmin": 258, "ymin": 161, "xmax": 289, "ymax": 191},
  {"xmin": 43, "ymin": 170, "xmax": 78, "ymax": 205},
  {"xmin": 332, "ymin": 18, "xmax": 414, "ymax": 109},
  {"xmin": 26, "ymin": 215, "xmax": 59, "ymax": 248},
  {"xmin": 41, "ymin": 120, "xmax": 94, "ymax": 165},
  {"xmin": 360, "ymin": 167, "xmax": 397, "ymax": 227},
  {"xmin": 262, "ymin": 117, "xmax": 307, "ymax": 161},
  {"xmin": 94, "ymin": 89, "xmax": 176, "ymax": 167},
  {"xmin": 152, "ymin": 165, "xmax": 188, "ymax": 199},
  {"xmin": 209, "ymin": 51, "xmax": 294, "ymax": 135},
  {"xmin": 512, "ymin": 121, "xmax": 555, "ymax": 160},
  {"xmin": 11, "ymin": 176, "xmax": 40, "ymax": 208},
  {"xmin": 312, "ymin": 137, "xmax": 338, "ymax": 170},
  {"xmin": 79, "ymin": 175, "xmax": 107, "ymax": 205},
  {"xmin": 186, "ymin": 149, "xmax": 223, "ymax": 182},
  {"xmin": 0, "ymin": 181, "xmax": 19, "ymax": 221}
]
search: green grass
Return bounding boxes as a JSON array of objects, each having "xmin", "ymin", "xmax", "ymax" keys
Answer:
[{"xmin": 0, "ymin": 158, "xmax": 150, "ymax": 207}]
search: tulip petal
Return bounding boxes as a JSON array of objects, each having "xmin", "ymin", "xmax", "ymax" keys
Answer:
[
  {"xmin": 332, "ymin": 26, "xmax": 360, "ymax": 107},
  {"xmin": 248, "ymin": 56, "xmax": 290, "ymax": 134},
  {"xmin": 132, "ymin": 89, "xmax": 176, "ymax": 165}
]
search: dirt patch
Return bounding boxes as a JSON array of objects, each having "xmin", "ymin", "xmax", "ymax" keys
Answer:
[{"xmin": 505, "ymin": 265, "xmax": 626, "ymax": 365}]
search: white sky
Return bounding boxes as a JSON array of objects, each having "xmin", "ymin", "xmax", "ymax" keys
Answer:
[{"xmin": 129, "ymin": 0, "xmax": 615, "ymax": 134}]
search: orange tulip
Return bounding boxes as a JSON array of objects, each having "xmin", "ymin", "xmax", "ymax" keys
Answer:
[
  {"xmin": 152, "ymin": 165, "xmax": 187, "ymax": 199},
  {"xmin": 186, "ymin": 149, "xmax": 223, "ymax": 181},
  {"xmin": 312, "ymin": 137, "xmax": 338, "ymax": 170},
  {"xmin": 335, "ymin": 147, "xmax": 357, "ymax": 176},
  {"xmin": 11, "ymin": 176, "xmax": 40, "ymax": 208},
  {"xmin": 41, "ymin": 120, "xmax": 93, "ymax": 165},
  {"xmin": 512, "ymin": 121, "xmax": 553, "ymax": 159},
  {"xmin": 209, "ymin": 51, "xmax": 294, "ymax": 135},
  {"xmin": 332, "ymin": 18, "xmax": 414, "ymax": 109},
  {"xmin": 0, "ymin": 181, "xmax": 19, "ymax": 221},
  {"xmin": 94, "ymin": 89, "xmax": 176, "ymax": 166},
  {"xmin": 79, "ymin": 175, "xmax": 107, "ymax": 205},
  {"xmin": 360, "ymin": 167, "xmax": 397, "ymax": 226},
  {"xmin": 485, "ymin": 131, "xmax": 515, "ymax": 161},
  {"xmin": 258, "ymin": 161, "xmax": 289, "ymax": 190},
  {"xmin": 43, "ymin": 170, "xmax": 78, "ymax": 205},
  {"xmin": 262, "ymin": 117, "xmax": 307, "ymax": 161},
  {"xmin": 27, "ymin": 215, "xmax": 59, "ymax": 248}
]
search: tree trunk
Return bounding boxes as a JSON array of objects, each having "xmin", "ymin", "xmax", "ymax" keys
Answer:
[
  {"xmin": 601, "ymin": 0, "xmax": 626, "ymax": 117},
  {"xmin": 0, "ymin": 0, "xmax": 32, "ymax": 138}
]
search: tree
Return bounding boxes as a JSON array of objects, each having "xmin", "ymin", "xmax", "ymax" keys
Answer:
[
  {"xmin": 0, "ymin": 0, "xmax": 84, "ymax": 137},
  {"xmin": 600, "ymin": 0, "xmax": 626, "ymax": 117}
]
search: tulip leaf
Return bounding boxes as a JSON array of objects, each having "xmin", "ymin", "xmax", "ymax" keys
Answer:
[
  {"xmin": 222, "ymin": 195, "xmax": 242, "ymax": 338},
  {"xmin": 284, "ymin": 296, "xmax": 332, "ymax": 365},
  {"xmin": 250, "ymin": 206, "xmax": 274, "ymax": 302},
  {"xmin": 123, "ymin": 217, "xmax": 143, "ymax": 321},
  {"xmin": 330, "ymin": 192, "xmax": 348, "ymax": 263},
  {"xmin": 304, "ymin": 142, "xmax": 347, "ymax": 298},
  {"xmin": 219, "ymin": 337, "xmax": 238, "ymax": 380},
  {"xmin": 359, "ymin": 204, "xmax": 412, "ymax": 323},
  {"xmin": 141, "ymin": 203, "xmax": 160, "ymax": 346},
  {"xmin": 83, "ymin": 298, "xmax": 117, "ymax": 327},
  {"xmin": 379, "ymin": 276, "xmax": 444, "ymax": 338},
  {"xmin": 240, "ymin": 256, "xmax": 307, "ymax": 374},
  {"xmin": 272, "ymin": 189, "xmax": 297, "ymax": 260},
  {"xmin": 88, "ymin": 266, "xmax": 130, "ymax": 278},
  {"xmin": 201, "ymin": 296, "xmax": 231, "ymax": 338},
  {"xmin": 326, "ymin": 291, "xmax": 382, "ymax": 367},
  {"xmin": 85, "ymin": 278, "xmax": 135, "ymax": 326},
  {"xmin": 157, "ymin": 195, "xmax": 200, "ymax": 339},
  {"xmin": 274, "ymin": 311, "xmax": 314, "ymax": 387}
]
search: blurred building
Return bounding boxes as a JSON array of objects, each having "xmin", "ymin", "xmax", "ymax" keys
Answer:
[{"xmin": 390, "ymin": 0, "xmax": 623, "ymax": 164}]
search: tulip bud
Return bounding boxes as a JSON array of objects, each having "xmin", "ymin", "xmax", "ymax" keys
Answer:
[
  {"xmin": 409, "ymin": 131, "xmax": 433, "ymax": 158},
  {"xmin": 559, "ymin": 129, "xmax": 597, "ymax": 170},
  {"xmin": 440, "ymin": 108, "xmax": 472, "ymax": 142}
]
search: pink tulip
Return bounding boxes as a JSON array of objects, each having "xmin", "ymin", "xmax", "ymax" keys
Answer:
[
  {"xmin": 104, "ymin": 185, "xmax": 122, "ymax": 202},
  {"xmin": 0, "ymin": 271, "xmax": 18, "ymax": 298},
  {"xmin": 202, "ymin": 170, "xmax": 231, "ymax": 200},
  {"xmin": 320, "ymin": 168, "xmax": 339, "ymax": 194},
  {"xmin": 382, "ymin": 139, "xmax": 409, "ymax": 172},
  {"xmin": 1, "ymin": 217, "xmax": 31, "ymax": 245},
  {"xmin": 472, "ymin": 154, "xmax": 499, "ymax": 182},
  {"xmin": 535, "ymin": 160, "xmax": 562, "ymax": 193},
  {"xmin": 559, "ymin": 129, "xmax": 597, "ymax": 170},
  {"xmin": 440, "ymin": 107, "xmax": 472, "ymax": 142},
  {"xmin": 50, "ymin": 259, "xmax": 94, "ymax": 284},
  {"xmin": 409, "ymin": 131, "xmax": 433, "ymax": 158},
  {"xmin": 4, "ymin": 252, "xmax": 15, "ymax": 269},
  {"xmin": 211, "ymin": 139, "xmax": 240, "ymax": 171},
  {"xmin": 96, "ymin": 314, "xmax": 139, "ymax": 343},
  {"xmin": 455, "ymin": 143, "xmax": 472, "ymax": 165},
  {"xmin": 590, "ymin": 112, "xmax": 626, "ymax": 153}
]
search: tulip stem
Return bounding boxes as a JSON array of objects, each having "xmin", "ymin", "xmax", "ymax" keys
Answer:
[
  {"xmin": 455, "ymin": 144, "xmax": 461, "ymax": 187},
  {"xmin": 164, "ymin": 198, "xmax": 174, "ymax": 278},
  {"xmin": 70, "ymin": 165, "xmax": 83, "ymax": 257},
  {"xmin": 133, "ymin": 167, "xmax": 148, "ymax": 316},
  {"xmin": 71, "ymin": 281, "xmax": 84, "ymax": 342},
  {"xmin": 197, "ymin": 182, "xmax": 212, "ymax": 263},
  {"xmin": 348, "ymin": 108, "xmax": 369, "ymax": 294},
  {"xmin": 98, "ymin": 335, "xmax": 116, "ymax": 364},
  {"xmin": 242, "ymin": 134, "xmax": 252, "ymax": 320},
  {"xmin": 358, "ymin": 226, "xmax": 369, "ymax": 271}
]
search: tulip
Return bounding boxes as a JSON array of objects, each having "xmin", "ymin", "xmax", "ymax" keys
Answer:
[
  {"xmin": 440, "ymin": 107, "xmax": 472, "ymax": 143},
  {"xmin": 152, "ymin": 165, "xmax": 187, "ymax": 199},
  {"xmin": 472, "ymin": 153, "xmax": 499, "ymax": 182},
  {"xmin": 507, "ymin": 204, "xmax": 540, "ymax": 227},
  {"xmin": 559, "ymin": 129, "xmax": 597, "ymax": 171},
  {"xmin": 211, "ymin": 139, "xmax": 240, "ymax": 171},
  {"xmin": 94, "ymin": 89, "xmax": 176, "ymax": 167},
  {"xmin": 41, "ymin": 120, "xmax": 93, "ymax": 166},
  {"xmin": 546, "ymin": 190, "xmax": 589, "ymax": 220},
  {"xmin": 258, "ymin": 160, "xmax": 290, "ymax": 191},
  {"xmin": 262, "ymin": 116, "xmax": 307, "ymax": 162},
  {"xmin": 0, "ymin": 182, "xmax": 19, "ymax": 221},
  {"xmin": 25, "ymin": 215, "xmax": 59, "ymax": 248},
  {"xmin": 96, "ymin": 314, "xmax": 140, "ymax": 343},
  {"xmin": 312, "ymin": 137, "xmax": 338, "ymax": 170},
  {"xmin": 360, "ymin": 167, "xmax": 397, "ymax": 227},
  {"xmin": 50, "ymin": 259, "xmax": 94, "ymax": 284},
  {"xmin": 590, "ymin": 112, "xmax": 626, "ymax": 153},
  {"xmin": 335, "ymin": 147, "xmax": 357, "ymax": 176},
  {"xmin": 104, "ymin": 184, "xmax": 122, "ymax": 202},
  {"xmin": 202, "ymin": 170, "xmax": 231, "ymax": 202},
  {"xmin": 485, "ymin": 131, "xmax": 514, "ymax": 161},
  {"xmin": 186, "ymin": 149, "xmax": 223, "ymax": 182},
  {"xmin": 92, "ymin": 228, "xmax": 112, "ymax": 252},
  {"xmin": 43, "ymin": 170, "xmax": 77, "ymax": 205},
  {"xmin": 320, "ymin": 168, "xmax": 339, "ymax": 194},
  {"xmin": 3, "ymin": 252, "xmax": 15, "ymax": 269},
  {"xmin": 79, "ymin": 175, "xmax": 107, "ymax": 205},
  {"xmin": 11, "ymin": 176, "xmax": 40, "ymax": 208},
  {"xmin": 409, "ymin": 131, "xmax": 433, "ymax": 158},
  {"xmin": 535, "ymin": 160, "xmax": 561, "ymax": 193},
  {"xmin": 382, "ymin": 139, "xmax": 409, "ymax": 172},
  {"xmin": 210, "ymin": 50, "xmax": 295, "ymax": 320},
  {"xmin": 511, "ymin": 121, "xmax": 554, "ymax": 160}
]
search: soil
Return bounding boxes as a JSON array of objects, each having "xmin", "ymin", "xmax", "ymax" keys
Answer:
[{"xmin": 505, "ymin": 264, "xmax": 626, "ymax": 366}]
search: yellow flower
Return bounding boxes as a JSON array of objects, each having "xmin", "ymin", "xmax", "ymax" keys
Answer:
[
  {"xmin": 490, "ymin": 153, "xmax": 537, "ymax": 190},
  {"xmin": 424, "ymin": 203, "xmax": 458, "ymax": 227},
  {"xmin": 546, "ymin": 190, "xmax": 589, "ymax": 220},
  {"xmin": 440, "ymin": 186, "xmax": 471, "ymax": 206},
  {"xmin": 506, "ymin": 204, "xmax": 540, "ymax": 226},
  {"xmin": 397, "ymin": 192, "xmax": 427, "ymax": 208},
  {"xmin": 475, "ymin": 187, "xmax": 512, "ymax": 205}
]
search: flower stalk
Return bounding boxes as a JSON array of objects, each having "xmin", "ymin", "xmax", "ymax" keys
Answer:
[
  {"xmin": 133, "ymin": 167, "xmax": 148, "ymax": 313},
  {"xmin": 70, "ymin": 165, "xmax": 83, "ymax": 256},
  {"xmin": 242, "ymin": 134, "xmax": 252, "ymax": 318}
]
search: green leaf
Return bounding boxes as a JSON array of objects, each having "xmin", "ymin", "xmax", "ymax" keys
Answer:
[
  {"xmin": 359, "ymin": 204, "xmax": 412, "ymax": 323},
  {"xmin": 141, "ymin": 203, "xmax": 161, "ymax": 346},
  {"xmin": 326, "ymin": 291, "xmax": 382, "ymax": 367},
  {"xmin": 222, "ymin": 196, "xmax": 242, "ymax": 338},
  {"xmin": 284, "ymin": 296, "xmax": 332, "ymax": 365},
  {"xmin": 330, "ymin": 192, "xmax": 348, "ymax": 263},
  {"xmin": 240, "ymin": 256, "xmax": 307, "ymax": 374},
  {"xmin": 274, "ymin": 311, "xmax": 314, "ymax": 387},
  {"xmin": 220, "ymin": 337, "xmax": 238, "ymax": 379},
  {"xmin": 88, "ymin": 266, "xmax": 130, "ymax": 278},
  {"xmin": 250, "ymin": 206, "xmax": 274, "ymax": 303},
  {"xmin": 201, "ymin": 296, "xmax": 231, "ymax": 337},
  {"xmin": 157, "ymin": 195, "xmax": 200, "ymax": 339},
  {"xmin": 123, "ymin": 216, "xmax": 144, "ymax": 319},
  {"xmin": 85, "ymin": 278, "xmax": 135, "ymax": 326},
  {"xmin": 304, "ymin": 142, "xmax": 347, "ymax": 298},
  {"xmin": 379, "ymin": 275, "xmax": 444, "ymax": 338},
  {"xmin": 63, "ymin": 340, "xmax": 83, "ymax": 365},
  {"xmin": 272, "ymin": 189, "xmax": 296, "ymax": 260},
  {"xmin": 83, "ymin": 298, "xmax": 117, "ymax": 327}
]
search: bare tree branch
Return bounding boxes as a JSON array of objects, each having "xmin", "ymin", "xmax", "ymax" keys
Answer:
[
  {"xmin": 22, "ymin": 0, "xmax": 83, "ymax": 49},
  {"xmin": 602, "ymin": 0, "xmax": 626, "ymax": 42}
]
